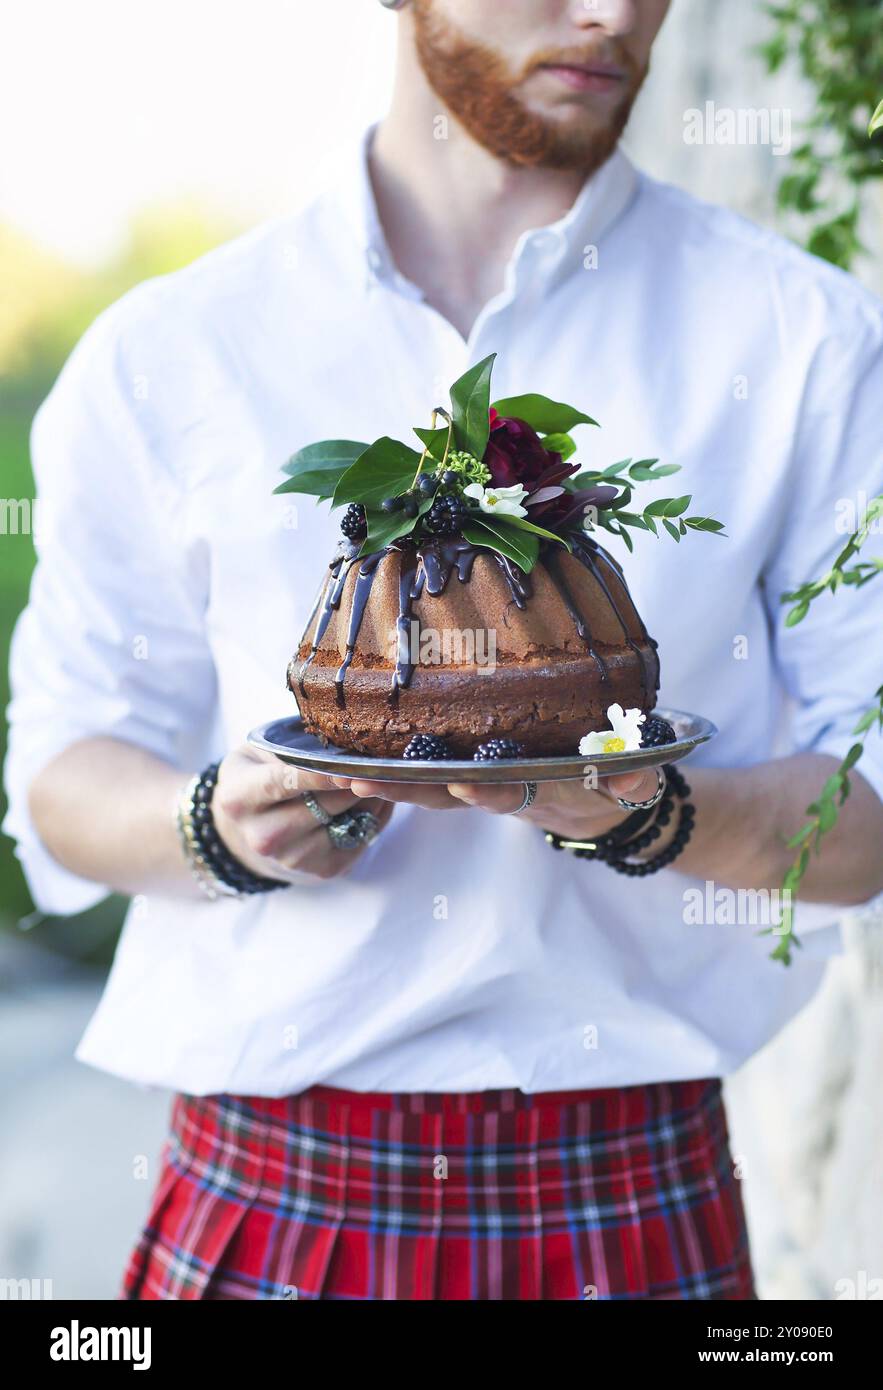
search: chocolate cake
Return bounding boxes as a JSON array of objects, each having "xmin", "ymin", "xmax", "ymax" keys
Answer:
[
  {"xmin": 276, "ymin": 354, "xmax": 719, "ymax": 762},
  {"xmin": 287, "ymin": 531, "xmax": 659, "ymax": 758}
]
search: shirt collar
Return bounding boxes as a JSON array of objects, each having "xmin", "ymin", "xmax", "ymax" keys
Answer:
[{"xmin": 332, "ymin": 123, "xmax": 640, "ymax": 298}]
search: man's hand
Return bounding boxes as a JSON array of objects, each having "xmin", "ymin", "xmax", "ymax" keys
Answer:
[
  {"xmin": 327, "ymin": 767, "xmax": 660, "ymax": 841},
  {"xmin": 214, "ymin": 745, "xmax": 394, "ymax": 883}
]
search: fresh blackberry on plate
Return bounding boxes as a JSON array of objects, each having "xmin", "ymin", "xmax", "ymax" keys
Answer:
[
  {"xmin": 640, "ymin": 716, "xmax": 677, "ymax": 748},
  {"xmin": 426, "ymin": 493, "xmax": 469, "ymax": 537},
  {"xmin": 403, "ymin": 733, "xmax": 452, "ymax": 761},
  {"xmin": 340, "ymin": 503, "xmax": 367, "ymax": 540},
  {"xmin": 474, "ymin": 739, "xmax": 526, "ymax": 761}
]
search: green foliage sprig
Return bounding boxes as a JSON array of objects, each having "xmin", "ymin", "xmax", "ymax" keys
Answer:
[
  {"xmin": 772, "ymin": 494, "xmax": 883, "ymax": 964},
  {"xmin": 760, "ymin": 0, "xmax": 883, "ymax": 269}
]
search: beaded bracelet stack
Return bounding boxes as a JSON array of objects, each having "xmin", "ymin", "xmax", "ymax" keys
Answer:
[
  {"xmin": 176, "ymin": 762, "xmax": 289, "ymax": 900},
  {"xmin": 546, "ymin": 764, "xmax": 695, "ymax": 876}
]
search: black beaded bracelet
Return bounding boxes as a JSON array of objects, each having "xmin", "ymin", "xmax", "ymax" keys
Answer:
[
  {"xmin": 184, "ymin": 762, "xmax": 289, "ymax": 897},
  {"xmin": 546, "ymin": 764, "xmax": 695, "ymax": 877}
]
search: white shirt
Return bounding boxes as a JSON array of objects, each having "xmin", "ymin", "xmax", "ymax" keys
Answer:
[{"xmin": 5, "ymin": 129, "xmax": 883, "ymax": 1097}]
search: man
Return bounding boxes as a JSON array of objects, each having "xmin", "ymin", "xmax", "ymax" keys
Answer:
[{"xmin": 5, "ymin": 0, "xmax": 883, "ymax": 1301}]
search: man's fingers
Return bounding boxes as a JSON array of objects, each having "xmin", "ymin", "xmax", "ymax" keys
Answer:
[
  {"xmin": 342, "ymin": 778, "xmax": 468, "ymax": 810},
  {"xmin": 603, "ymin": 769, "xmax": 660, "ymax": 802},
  {"xmin": 220, "ymin": 746, "xmax": 366, "ymax": 815},
  {"xmin": 446, "ymin": 782, "xmax": 540, "ymax": 814}
]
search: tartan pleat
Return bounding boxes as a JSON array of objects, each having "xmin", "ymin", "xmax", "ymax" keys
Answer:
[{"xmin": 122, "ymin": 1078, "xmax": 755, "ymax": 1301}]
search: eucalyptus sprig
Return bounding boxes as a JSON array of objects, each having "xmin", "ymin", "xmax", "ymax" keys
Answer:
[
  {"xmin": 772, "ymin": 492, "xmax": 883, "ymax": 964},
  {"xmin": 768, "ymin": 687, "xmax": 883, "ymax": 965},
  {"xmin": 782, "ymin": 495, "xmax": 883, "ymax": 625},
  {"xmin": 562, "ymin": 458, "xmax": 727, "ymax": 552}
]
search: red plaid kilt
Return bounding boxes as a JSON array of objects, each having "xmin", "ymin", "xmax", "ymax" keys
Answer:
[{"xmin": 122, "ymin": 1077, "xmax": 754, "ymax": 1301}]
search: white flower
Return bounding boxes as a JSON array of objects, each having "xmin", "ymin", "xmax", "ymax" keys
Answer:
[
  {"xmin": 578, "ymin": 704, "xmax": 646, "ymax": 756},
  {"xmin": 463, "ymin": 482, "xmax": 528, "ymax": 518}
]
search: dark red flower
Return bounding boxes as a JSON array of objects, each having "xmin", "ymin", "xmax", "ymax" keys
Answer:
[{"xmin": 484, "ymin": 415, "xmax": 562, "ymax": 489}]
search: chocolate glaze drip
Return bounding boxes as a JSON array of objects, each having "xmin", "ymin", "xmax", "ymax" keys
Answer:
[
  {"xmin": 570, "ymin": 533, "xmax": 658, "ymax": 704},
  {"xmin": 334, "ymin": 549, "xmax": 385, "ymax": 702},
  {"xmin": 296, "ymin": 530, "xmax": 656, "ymax": 705},
  {"xmin": 543, "ymin": 547, "xmax": 610, "ymax": 683}
]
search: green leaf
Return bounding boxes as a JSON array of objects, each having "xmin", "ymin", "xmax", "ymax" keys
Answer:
[
  {"xmin": 503, "ymin": 513, "xmax": 572, "ymax": 548},
  {"xmin": 684, "ymin": 516, "xmax": 727, "ymax": 535},
  {"xmin": 628, "ymin": 460, "xmax": 682, "ymax": 482},
  {"xmin": 332, "ymin": 437, "xmax": 422, "ymax": 509},
  {"xmin": 818, "ymin": 798, "xmax": 839, "ymax": 833},
  {"xmin": 360, "ymin": 493, "xmax": 434, "ymax": 555},
  {"xmin": 413, "ymin": 426, "xmax": 450, "ymax": 464},
  {"xmin": 853, "ymin": 707, "xmax": 879, "ymax": 735},
  {"xmin": 613, "ymin": 511, "xmax": 652, "ymax": 531},
  {"xmin": 490, "ymin": 393, "xmax": 598, "ymax": 435},
  {"xmin": 786, "ymin": 823, "xmax": 816, "ymax": 850},
  {"xmin": 644, "ymin": 495, "xmax": 692, "ymax": 519},
  {"xmin": 540, "ymin": 432, "xmax": 577, "ymax": 461},
  {"xmin": 275, "ymin": 440, "xmax": 369, "ymax": 498},
  {"xmin": 451, "ymin": 354, "xmax": 496, "ymax": 458},
  {"xmin": 663, "ymin": 518, "xmax": 681, "ymax": 542},
  {"xmin": 870, "ymin": 99, "xmax": 883, "ymax": 137},
  {"xmin": 785, "ymin": 600, "xmax": 810, "ymax": 627},
  {"xmin": 841, "ymin": 743, "xmax": 865, "ymax": 772},
  {"xmin": 461, "ymin": 517, "xmax": 539, "ymax": 572}
]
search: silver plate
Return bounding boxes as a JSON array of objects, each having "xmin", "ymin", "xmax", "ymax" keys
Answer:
[{"xmin": 248, "ymin": 708, "xmax": 717, "ymax": 785}]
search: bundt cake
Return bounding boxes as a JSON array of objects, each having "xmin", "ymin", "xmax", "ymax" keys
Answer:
[
  {"xmin": 287, "ymin": 532, "xmax": 659, "ymax": 758},
  {"xmin": 275, "ymin": 353, "xmax": 721, "ymax": 761}
]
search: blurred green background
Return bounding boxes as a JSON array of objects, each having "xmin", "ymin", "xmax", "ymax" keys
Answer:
[{"xmin": 0, "ymin": 207, "xmax": 235, "ymax": 962}]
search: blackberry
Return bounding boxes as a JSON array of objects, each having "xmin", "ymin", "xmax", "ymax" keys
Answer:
[
  {"xmin": 474, "ymin": 739, "xmax": 526, "ymax": 761},
  {"xmin": 403, "ymin": 733, "xmax": 452, "ymax": 761},
  {"xmin": 340, "ymin": 503, "xmax": 367, "ymax": 540},
  {"xmin": 426, "ymin": 493, "xmax": 470, "ymax": 537},
  {"xmin": 640, "ymin": 716, "xmax": 677, "ymax": 749}
]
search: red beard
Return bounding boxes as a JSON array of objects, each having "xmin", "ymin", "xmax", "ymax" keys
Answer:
[{"xmin": 411, "ymin": 3, "xmax": 647, "ymax": 172}]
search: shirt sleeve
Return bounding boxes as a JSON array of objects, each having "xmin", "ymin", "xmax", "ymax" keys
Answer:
[
  {"xmin": 761, "ymin": 296, "xmax": 883, "ymax": 807},
  {"xmin": 2, "ymin": 287, "xmax": 218, "ymax": 914}
]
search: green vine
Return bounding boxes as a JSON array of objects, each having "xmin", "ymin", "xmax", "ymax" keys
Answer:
[
  {"xmin": 770, "ymin": 496, "xmax": 883, "ymax": 963},
  {"xmin": 760, "ymin": 0, "xmax": 883, "ymax": 268}
]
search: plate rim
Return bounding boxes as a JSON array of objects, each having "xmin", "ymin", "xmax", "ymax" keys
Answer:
[{"xmin": 247, "ymin": 707, "xmax": 718, "ymax": 784}]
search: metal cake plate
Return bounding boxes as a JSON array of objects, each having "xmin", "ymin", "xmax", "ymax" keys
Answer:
[{"xmin": 247, "ymin": 708, "xmax": 717, "ymax": 785}]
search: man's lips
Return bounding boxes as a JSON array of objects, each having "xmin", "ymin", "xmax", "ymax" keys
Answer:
[{"xmin": 537, "ymin": 63, "xmax": 627, "ymax": 94}]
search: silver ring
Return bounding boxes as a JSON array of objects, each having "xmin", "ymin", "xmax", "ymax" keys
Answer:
[
  {"xmin": 513, "ymin": 781, "xmax": 538, "ymax": 814},
  {"xmin": 302, "ymin": 792, "xmax": 333, "ymax": 826},
  {"xmin": 616, "ymin": 766, "xmax": 666, "ymax": 812},
  {"xmin": 326, "ymin": 809, "xmax": 382, "ymax": 851}
]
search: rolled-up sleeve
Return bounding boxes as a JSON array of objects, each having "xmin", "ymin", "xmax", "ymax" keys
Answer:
[
  {"xmin": 3, "ymin": 288, "xmax": 217, "ymax": 913},
  {"xmin": 762, "ymin": 304, "xmax": 883, "ymax": 805}
]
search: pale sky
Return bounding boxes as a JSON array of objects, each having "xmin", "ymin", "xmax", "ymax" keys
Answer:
[{"xmin": 1, "ymin": 0, "xmax": 396, "ymax": 265}]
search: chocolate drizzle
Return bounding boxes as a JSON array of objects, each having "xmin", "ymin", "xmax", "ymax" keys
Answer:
[
  {"xmin": 570, "ymin": 533, "xmax": 659, "ymax": 704},
  {"xmin": 295, "ymin": 530, "xmax": 657, "ymax": 706},
  {"xmin": 543, "ymin": 547, "xmax": 610, "ymax": 683}
]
